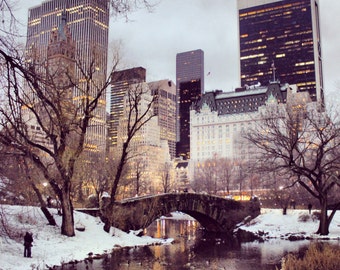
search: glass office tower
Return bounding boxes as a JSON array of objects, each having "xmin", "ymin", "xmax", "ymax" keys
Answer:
[
  {"xmin": 176, "ymin": 49, "xmax": 204, "ymax": 160},
  {"xmin": 26, "ymin": 0, "xmax": 110, "ymax": 155},
  {"xmin": 238, "ymin": 0, "xmax": 324, "ymax": 106}
]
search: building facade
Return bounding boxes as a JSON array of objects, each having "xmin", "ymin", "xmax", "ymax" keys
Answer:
[
  {"xmin": 26, "ymin": 0, "xmax": 110, "ymax": 155},
  {"xmin": 148, "ymin": 80, "xmax": 177, "ymax": 160},
  {"xmin": 238, "ymin": 0, "xmax": 324, "ymax": 107},
  {"xmin": 189, "ymin": 81, "xmax": 314, "ymax": 194},
  {"xmin": 176, "ymin": 49, "xmax": 204, "ymax": 160},
  {"xmin": 116, "ymin": 82, "xmax": 171, "ymax": 197},
  {"xmin": 190, "ymin": 82, "xmax": 292, "ymax": 164},
  {"xmin": 109, "ymin": 67, "xmax": 146, "ymax": 152}
]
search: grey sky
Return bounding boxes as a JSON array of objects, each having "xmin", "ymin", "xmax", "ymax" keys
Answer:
[{"xmin": 15, "ymin": 0, "xmax": 340, "ymax": 102}]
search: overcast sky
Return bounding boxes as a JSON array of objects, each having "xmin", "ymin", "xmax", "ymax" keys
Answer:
[{"xmin": 15, "ymin": 0, "xmax": 340, "ymax": 102}]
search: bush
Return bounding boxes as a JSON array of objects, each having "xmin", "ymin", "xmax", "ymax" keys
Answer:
[
  {"xmin": 298, "ymin": 211, "xmax": 320, "ymax": 223},
  {"xmin": 85, "ymin": 194, "xmax": 99, "ymax": 208},
  {"xmin": 280, "ymin": 242, "xmax": 340, "ymax": 270},
  {"xmin": 311, "ymin": 211, "xmax": 321, "ymax": 221},
  {"xmin": 298, "ymin": 213, "xmax": 310, "ymax": 222}
]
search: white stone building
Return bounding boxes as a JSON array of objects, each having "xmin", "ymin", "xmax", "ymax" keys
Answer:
[{"xmin": 189, "ymin": 82, "xmax": 306, "ymax": 184}]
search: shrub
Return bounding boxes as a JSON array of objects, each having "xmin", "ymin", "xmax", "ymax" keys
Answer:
[
  {"xmin": 311, "ymin": 211, "xmax": 321, "ymax": 221},
  {"xmin": 280, "ymin": 242, "xmax": 340, "ymax": 270},
  {"xmin": 298, "ymin": 211, "xmax": 320, "ymax": 223},
  {"xmin": 298, "ymin": 213, "xmax": 310, "ymax": 222},
  {"xmin": 85, "ymin": 194, "xmax": 99, "ymax": 208}
]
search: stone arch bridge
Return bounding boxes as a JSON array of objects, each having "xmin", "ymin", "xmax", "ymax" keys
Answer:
[{"xmin": 94, "ymin": 193, "xmax": 260, "ymax": 234}]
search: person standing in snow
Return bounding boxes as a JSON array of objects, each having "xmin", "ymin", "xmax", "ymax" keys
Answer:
[
  {"xmin": 308, "ymin": 203, "xmax": 312, "ymax": 214},
  {"xmin": 23, "ymin": 232, "xmax": 33, "ymax": 258}
]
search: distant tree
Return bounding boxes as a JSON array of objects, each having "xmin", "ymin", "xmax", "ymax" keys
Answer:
[
  {"xmin": 191, "ymin": 165, "xmax": 204, "ymax": 193},
  {"xmin": 110, "ymin": 0, "xmax": 157, "ymax": 18},
  {"xmin": 130, "ymin": 157, "xmax": 147, "ymax": 197},
  {"xmin": 271, "ymin": 173, "xmax": 294, "ymax": 215},
  {"xmin": 232, "ymin": 159, "xmax": 250, "ymax": 197},
  {"xmin": 160, "ymin": 162, "xmax": 172, "ymax": 193},
  {"xmin": 197, "ymin": 159, "xmax": 218, "ymax": 195},
  {"xmin": 192, "ymin": 156, "xmax": 235, "ymax": 196},
  {"xmin": 244, "ymin": 103, "xmax": 340, "ymax": 235},
  {"xmin": 0, "ymin": 146, "xmax": 57, "ymax": 225},
  {"xmin": 73, "ymin": 153, "xmax": 110, "ymax": 207},
  {"xmin": 217, "ymin": 157, "xmax": 234, "ymax": 195}
]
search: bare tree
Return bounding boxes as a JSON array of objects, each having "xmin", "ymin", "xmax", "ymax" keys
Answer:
[
  {"xmin": 72, "ymin": 153, "xmax": 110, "ymax": 207},
  {"xmin": 191, "ymin": 169, "xmax": 205, "ymax": 193},
  {"xmin": 194, "ymin": 157, "xmax": 219, "ymax": 195},
  {"xmin": 100, "ymin": 83, "xmax": 156, "ymax": 231},
  {"xmin": 0, "ymin": 0, "xmax": 157, "ymax": 237},
  {"xmin": 244, "ymin": 103, "xmax": 340, "ymax": 235},
  {"xmin": 232, "ymin": 159, "xmax": 250, "ymax": 198},
  {"xmin": 109, "ymin": 0, "xmax": 157, "ymax": 18},
  {"xmin": 129, "ymin": 157, "xmax": 147, "ymax": 197},
  {"xmin": 192, "ymin": 157, "xmax": 234, "ymax": 196},
  {"xmin": 217, "ymin": 157, "xmax": 233, "ymax": 196},
  {"xmin": 0, "ymin": 143, "xmax": 57, "ymax": 224},
  {"xmin": 108, "ymin": 83, "xmax": 156, "ymax": 202},
  {"xmin": 113, "ymin": 161, "xmax": 134, "ymax": 199},
  {"xmin": 0, "ymin": 42, "xmax": 116, "ymax": 236},
  {"xmin": 160, "ymin": 162, "xmax": 172, "ymax": 193}
]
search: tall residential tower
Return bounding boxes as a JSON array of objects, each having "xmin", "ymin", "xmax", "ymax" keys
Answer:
[
  {"xmin": 176, "ymin": 49, "xmax": 204, "ymax": 160},
  {"xmin": 238, "ymin": 0, "xmax": 324, "ymax": 106}
]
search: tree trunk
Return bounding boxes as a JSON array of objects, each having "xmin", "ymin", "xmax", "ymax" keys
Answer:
[
  {"xmin": 40, "ymin": 207, "xmax": 57, "ymax": 226},
  {"xmin": 31, "ymin": 182, "xmax": 57, "ymax": 226},
  {"xmin": 316, "ymin": 198, "xmax": 329, "ymax": 235},
  {"xmin": 60, "ymin": 188, "xmax": 75, "ymax": 237}
]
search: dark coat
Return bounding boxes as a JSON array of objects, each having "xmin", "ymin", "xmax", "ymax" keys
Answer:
[{"xmin": 24, "ymin": 232, "xmax": 33, "ymax": 247}]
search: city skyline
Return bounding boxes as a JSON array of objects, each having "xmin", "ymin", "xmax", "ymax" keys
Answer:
[{"xmin": 15, "ymin": 0, "xmax": 340, "ymax": 105}]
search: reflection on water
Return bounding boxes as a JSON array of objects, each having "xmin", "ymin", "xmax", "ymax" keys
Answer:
[{"xmin": 58, "ymin": 217, "xmax": 322, "ymax": 270}]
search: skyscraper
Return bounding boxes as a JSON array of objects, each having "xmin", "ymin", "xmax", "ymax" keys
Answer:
[
  {"xmin": 238, "ymin": 0, "xmax": 324, "ymax": 106},
  {"xmin": 116, "ymin": 81, "xmax": 170, "ymax": 197},
  {"xmin": 176, "ymin": 49, "xmax": 204, "ymax": 160},
  {"xmin": 109, "ymin": 67, "xmax": 146, "ymax": 152},
  {"xmin": 26, "ymin": 0, "xmax": 110, "ymax": 155},
  {"xmin": 148, "ymin": 79, "xmax": 177, "ymax": 159}
]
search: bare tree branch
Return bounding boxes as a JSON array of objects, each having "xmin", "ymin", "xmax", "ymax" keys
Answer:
[{"xmin": 244, "ymin": 103, "xmax": 340, "ymax": 235}]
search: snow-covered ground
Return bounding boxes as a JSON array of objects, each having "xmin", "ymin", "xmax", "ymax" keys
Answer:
[
  {"xmin": 0, "ymin": 205, "xmax": 172, "ymax": 270},
  {"xmin": 1, "ymin": 205, "xmax": 340, "ymax": 270},
  {"xmin": 239, "ymin": 208, "xmax": 340, "ymax": 240}
]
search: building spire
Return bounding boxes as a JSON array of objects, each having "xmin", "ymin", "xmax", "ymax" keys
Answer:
[
  {"xmin": 58, "ymin": 9, "xmax": 67, "ymax": 41},
  {"xmin": 47, "ymin": 9, "xmax": 75, "ymax": 59},
  {"xmin": 271, "ymin": 60, "xmax": 276, "ymax": 82}
]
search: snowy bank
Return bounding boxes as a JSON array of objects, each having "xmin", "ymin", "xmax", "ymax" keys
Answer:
[
  {"xmin": 239, "ymin": 208, "xmax": 340, "ymax": 240},
  {"xmin": 0, "ymin": 205, "xmax": 172, "ymax": 270}
]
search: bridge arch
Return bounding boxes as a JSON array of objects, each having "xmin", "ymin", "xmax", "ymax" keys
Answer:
[{"xmin": 102, "ymin": 193, "xmax": 260, "ymax": 233}]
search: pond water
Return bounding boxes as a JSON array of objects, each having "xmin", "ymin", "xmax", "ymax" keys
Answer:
[{"xmin": 57, "ymin": 217, "xmax": 334, "ymax": 270}]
